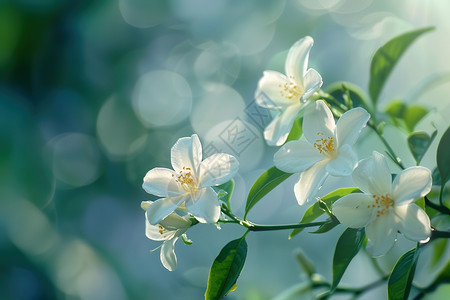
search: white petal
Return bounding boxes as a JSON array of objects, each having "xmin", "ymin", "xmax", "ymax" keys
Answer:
[
  {"xmin": 171, "ymin": 134, "xmax": 202, "ymax": 176},
  {"xmin": 392, "ymin": 166, "xmax": 432, "ymax": 205},
  {"xmin": 365, "ymin": 213, "xmax": 397, "ymax": 256},
  {"xmin": 332, "ymin": 194, "xmax": 376, "ymax": 228},
  {"xmin": 393, "ymin": 204, "xmax": 431, "ymax": 242},
  {"xmin": 326, "ymin": 144, "xmax": 357, "ymax": 176},
  {"xmin": 141, "ymin": 200, "xmax": 152, "ymax": 211},
  {"xmin": 336, "ymin": 107, "xmax": 370, "ymax": 146},
  {"xmin": 185, "ymin": 187, "xmax": 220, "ymax": 223},
  {"xmin": 285, "ymin": 36, "xmax": 314, "ymax": 86},
  {"xmin": 264, "ymin": 103, "xmax": 302, "ymax": 146},
  {"xmin": 159, "ymin": 213, "xmax": 192, "ymax": 231},
  {"xmin": 274, "ymin": 140, "xmax": 324, "ymax": 173},
  {"xmin": 145, "ymin": 213, "xmax": 174, "ymax": 241},
  {"xmin": 303, "ymin": 100, "xmax": 335, "ymax": 145},
  {"xmin": 160, "ymin": 238, "xmax": 178, "ymax": 271},
  {"xmin": 301, "ymin": 68, "xmax": 323, "ymax": 101},
  {"xmin": 142, "ymin": 168, "xmax": 183, "ymax": 197},
  {"xmin": 199, "ymin": 153, "xmax": 239, "ymax": 187},
  {"xmin": 256, "ymin": 71, "xmax": 298, "ymax": 108},
  {"xmin": 146, "ymin": 195, "xmax": 187, "ymax": 225},
  {"xmin": 294, "ymin": 160, "xmax": 328, "ymax": 205},
  {"xmin": 352, "ymin": 151, "xmax": 391, "ymax": 195}
]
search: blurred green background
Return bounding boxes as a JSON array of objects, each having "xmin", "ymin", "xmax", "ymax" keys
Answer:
[{"xmin": 1, "ymin": 0, "xmax": 450, "ymax": 299}]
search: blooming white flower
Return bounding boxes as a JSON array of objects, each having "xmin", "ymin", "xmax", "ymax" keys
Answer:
[
  {"xmin": 142, "ymin": 201, "xmax": 192, "ymax": 271},
  {"xmin": 332, "ymin": 151, "xmax": 432, "ymax": 256},
  {"xmin": 255, "ymin": 36, "xmax": 323, "ymax": 146},
  {"xmin": 274, "ymin": 100, "xmax": 370, "ymax": 205},
  {"xmin": 143, "ymin": 134, "xmax": 239, "ymax": 225}
]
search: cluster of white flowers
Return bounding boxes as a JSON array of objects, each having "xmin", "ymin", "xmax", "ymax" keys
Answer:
[{"xmin": 141, "ymin": 36, "xmax": 432, "ymax": 270}]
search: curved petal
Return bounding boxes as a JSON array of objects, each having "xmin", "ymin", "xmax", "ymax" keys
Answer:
[
  {"xmin": 393, "ymin": 204, "xmax": 431, "ymax": 242},
  {"xmin": 392, "ymin": 166, "xmax": 432, "ymax": 205},
  {"xmin": 145, "ymin": 213, "xmax": 175, "ymax": 241},
  {"xmin": 160, "ymin": 238, "xmax": 178, "ymax": 271},
  {"xmin": 332, "ymin": 194, "xmax": 376, "ymax": 228},
  {"xmin": 146, "ymin": 195, "xmax": 188, "ymax": 225},
  {"xmin": 303, "ymin": 100, "xmax": 335, "ymax": 145},
  {"xmin": 256, "ymin": 71, "xmax": 298, "ymax": 108},
  {"xmin": 336, "ymin": 107, "xmax": 370, "ymax": 146},
  {"xmin": 264, "ymin": 103, "xmax": 301, "ymax": 146},
  {"xmin": 294, "ymin": 160, "xmax": 328, "ymax": 205},
  {"xmin": 185, "ymin": 187, "xmax": 220, "ymax": 223},
  {"xmin": 274, "ymin": 140, "xmax": 325, "ymax": 173},
  {"xmin": 199, "ymin": 153, "xmax": 239, "ymax": 187},
  {"xmin": 159, "ymin": 213, "xmax": 191, "ymax": 231},
  {"xmin": 365, "ymin": 213, "xmax": 397, "ymax": 256},
  {"xmin": 326, "ymin": 144, "xmax": 357, "ymax": 176},
  {"xmin": 285, "ymin": 36, "xmax": 314, "ymax": 86},
  {"xmin": 352, "ymin": 151, "xmax": 391, "ymax": 195},
  {"xmin": 171, "ymin": 134, "xmax": 202, "ymax": 176},
  {"xmin": 142, "ymin": 168, "xmax": 183, "ymax": 197},
  {"xmin": 301, "ymin": 68, "xmax": 323, "ymax": 101}
]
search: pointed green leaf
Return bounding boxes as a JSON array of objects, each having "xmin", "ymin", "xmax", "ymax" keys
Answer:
[
  {"xmin": 205, "ymin": 237, "xmax": 248, "ymax": 300},
  {"xmin": 289, "ymin": 187, "xmax": 360, "ymax": 239},
  {"xmin": 244, "ymin": 167, "xmax": 293, "ymax": 219},
  {"xmin": 216, "ymin": 179, "xmax": 235, "ymax": 209},
  {"xmin": 388, "ymin": 247, "xmax": 420, "ymax": 300},
  {"xmin": 437, "ymin": 126, "xmax": 450, "ymax": 185},
  {"xmin": 331, "ymin": 228, "xmax": 365, "ymax": 292},
  {"xmin": 404, "ymin": 106, "xmax": 428, "ymax": 132},
  {"xmin": 286, "ymin": 117, "xmax": 302, "ymax": 142},
  {"xmin": 295, "ymin": 249, "xmax": 316, "ymax": 278},
  {"xmin": 311, "ymin": 218, "xmax": 340, "ymax": 234},
  {"xmin": 326, "ymin": 81, "xmax": 372, "ymax": 112},
  {"xmin": 369, "ymin": 27, "xmax": 434, "ymax": 106},
  {"xmin": 407, "ymin": 131, "xmax": 434, "ymax": 164},
  {"xmin": 385, "ymin": 100, "xmax": 407, "ymax": 119}
]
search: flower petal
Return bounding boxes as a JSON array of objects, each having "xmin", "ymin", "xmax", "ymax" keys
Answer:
[
  {"xmin": 352, "ymin": 151, "xmax": 391, "ymax": 195},
  {"xmin": 301, "ymin": 68, "xmax": 323, "ymax": 101},
  {"xmin": 255, "ymin": 71, "xmax": 298, "ymax": 108},
  {"xmin": 198, "ymin": 153, "xmax": 239, "ymax": 187},
  {"xmin": 185, "ymin": 187, "xmax": 220, "ymax": 223},
  {"xmin": 303, "ymin": 100, "xmax": 335, "ymax": 145},
  {"xmin": 264, "ymin": 103, "xmax": 302, "ymax": 146},
  {"xmin": 332, "ymin": 194, "xmax": 376, "ymax": 228},
  {"xmin": 146, "ymin": 195, "xmax": 187, "ymax": 225},
  {"xmin": 145, "ymin": 213, "xmax": 174, "ymax": 241},
  {"xmin": 142, "ymin": 168, "xmax": 183, "ymax": 197},
  {"xmin": 160, "ymin": 238, "xmax": 178, "ymax": 271},
  {"xmin": 294, "ymin": 160, "xmax": 328, "ymax": 205},
  {"xmin": 171, "ymin": 134, "xmax": 202, "ymax": 176},
  {"xmin": 141, "ymin": 200, "xmax": 152, "ymax": 211},
  {"xmin": 336, "ymin": 107, "xmax": 370, "ymax": 146},
  {"xmin": 274, "ymin": 140, "xmax": 324, "ymax": 173},
  {"xmin": 326, "ymin": 144, "xmax": 357, "ymax": 176},
  {"xmin": 392, "ymin": 166, "xmax": 432, "ymax": 205},
  {"xmin": 285, "ymin": 36, "xmax": 314, "ymax": 86},
  {"xmin": 393, "ymin": 204, "xmax": 431, "ymax": 242},
  {"xmin": 159, "ymin": 213, "xmax": 191, "ymax": 231},
  {"xmin": 365, "ymin": 213, "xmax": 397, "ymax": 256}
]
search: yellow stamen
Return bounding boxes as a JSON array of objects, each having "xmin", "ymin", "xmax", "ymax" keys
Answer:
[
  {"xmin": 278, "ymin": 76, "xmax": 304, "ymax": 100},
  {"xmin": 173, "ymin": 166, "xmax": 197, "ymax": 192},
  {"xmin": 370, "ymin": 194, "xmax": 394, "ymax": 217},
  {"xmin": 313, "ymin": 132, "xmax": 335, "ymax": 154}
]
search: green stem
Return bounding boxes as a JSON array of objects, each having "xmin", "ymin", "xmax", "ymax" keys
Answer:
[
  {"xmin": 368, "ymin": 122, "xmax": 405, "ymax": 170},
  {"xmin": 248, "ymin": 221, "xmax": 328, "ymax": 232},
  {"xmin": 424, "ymin": 196, "xmax": 450, "ymax": 215},
  {"xmin": 314, "ymin": 276, "xmax": 388, "ymax": 299},
  {"xmin": 431, "ymin": 230, "xmax": 450, "ymax": 239}
]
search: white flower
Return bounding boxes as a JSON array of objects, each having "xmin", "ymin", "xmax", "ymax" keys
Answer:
[
  {"xmin": 255, "ymin": 36, "xmax": 323, "ymax": 146},
  {"xmin": 143, "ymin": 134, "xmax": 239, "ymax": 225},
  {"xmin": 332, "ymin": 151, "xmax": 432, "ymax": 256},
  {"xmin": 274, "ymin": 100, "xmax": 370, "ymax": 205},
  {"xmin": 142, "ymin": 201, "xmax": 192, "ymax": 271}
]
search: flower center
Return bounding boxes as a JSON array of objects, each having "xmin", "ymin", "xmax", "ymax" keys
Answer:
[
  {"xmin": 172, "ymin": 166, "xmax": 198, "ymax": 193},
  {"xmin": 369, "ymin": 194, "xmax": 394, "ymax": 217},
  {"xmin": 279, "ymin": 76, "xmax": 304, "ymax": 100},
  {"xmin": 313, "ymin": 132, "xmax": 335, "ymax": 155},
  {"xmin": 158, "ymin": 225, "xmax": 165, "ymax": 235}
]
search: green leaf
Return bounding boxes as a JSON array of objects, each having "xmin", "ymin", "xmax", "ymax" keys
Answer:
[
  {"xmin": 404, "ymin": 105, "xmax": 428, "ymax": 132},
  {"xmin": 431, "ymin": 239, "xmax": 447, "ymax": 268},
  {"xmin": 289, "ymin": 187, "xmax": 360, "ymax": 239},
  {"xmin": 286, "ymin": 117, "xmax": 302, "ymax": 142},
  {"xmin": 311, "ymin": 218, "xmax": 340, "ymax": 234},
  {"xmin": 295, "ymin": 249, "xmax": 315, "ymax": 277},
  {"xmin": 244, "ymin": 167, "xmax": 293, "ymax": 219},
  {"xmin": 388, "ymin": 247, "xmax": 420, "ymax": 300},
  {"xmin": 407, "ymin": 131, "xmax": 434, "ymax": 164},
  {"xmin": 216, "ymin": 179, "xmax": 235, "ymax": 209},
  {"xmin": 437, "ymin": 126, "xmax": 450, "ymax": 185},
  {"xmin": 205, "ymin": 237, "xmax": 248, "ymax": 300},
  {"xmin": 385, "ymin": 100, "xmax": 407, "ymax": 119},
  {"xmin": 326, "ymin": 81, "xmax": 372, "ymax": 112},
  {"xmin": 331, "ymin": 228, "xmax": 365, "ymax": 292},
  {"xmin": 369, "ymin": 27, "xmax": 434, "ymax": 106}
]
